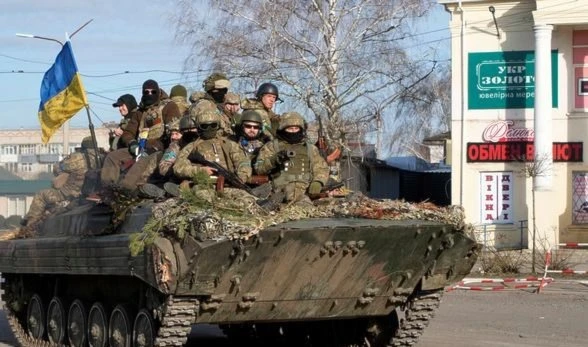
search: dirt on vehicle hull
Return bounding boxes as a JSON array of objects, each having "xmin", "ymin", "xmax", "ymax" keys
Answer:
[{"xmin": 0, "ymin": 199, "xmax": 479, "ymax": 347}]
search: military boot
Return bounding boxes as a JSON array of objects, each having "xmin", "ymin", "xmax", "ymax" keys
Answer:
[
  {"xmin": 163, "ymin": 182, "xmax": 181, "ymax": 197},
  {"xmin": 138, "ymin": 183, "xmax": 166, "ymax": 199}
]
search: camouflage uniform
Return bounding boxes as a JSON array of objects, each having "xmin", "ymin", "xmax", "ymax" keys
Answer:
[
  {"xmin": 189, "ymin": 73, "xmax": 234, "ymax": 136},
  {"xmin": 255, "ymin": 112, "xmax": 329, "ymax": 203},
  {"xmin": 241, "ymin": 98, "xmax": 277, "ymax": 137},
  {"xmin": 116, "ymin": 80, "xmax": 181, "ymax": 190},
  {"xmin": 158, "ymin": 141, "xmax": 182, "ymax": 177},
  {"xmin": 220, "ymin": 92, "xmax": 241, "ymax": 136},
  {"xmin": 174, "ymin": 111, "xmax": 251, "ymax": 183},
  {"xmin": 231, "ymin": 110, "xmax": 271, "ymax": 171},
  {"xmin": 170, "ymin": 84, "xmax": 190, "ymax": 116},
  {"xmin": 25, "ymin": 141, "xmax": 99, "ymax": 226}
]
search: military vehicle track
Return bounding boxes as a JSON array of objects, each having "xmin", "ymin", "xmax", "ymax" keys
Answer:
[
  {"xmin": 391, "ymin": 289, "xmax": 443, "ymax": 346},
  {"xmin": 5, "ymin": 291, "xmax": 199, "ymax": 347},
  {"xmin": 155, "ymin": 296, "xmax": 199, "ymax": 346}
]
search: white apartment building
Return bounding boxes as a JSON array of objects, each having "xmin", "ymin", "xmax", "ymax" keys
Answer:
[{"xmin": 0, "ymin": 126, "xmax": 111, "ymax": 180}]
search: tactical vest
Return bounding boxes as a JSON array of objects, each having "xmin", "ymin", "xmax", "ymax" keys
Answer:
[
  {"xmin": 193, "ymin": 137, "xmax": 236, "ymax": 173},
  {"xmin": 139, "ymin": 100, "xmax": 170, "ymax": 140},
  {"xmin": 271, "ymin": 140, "xmax": 313, "ymax": 186}
]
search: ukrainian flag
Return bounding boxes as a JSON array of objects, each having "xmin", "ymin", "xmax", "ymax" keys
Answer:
[{"xmin": 38, "ymin": 41, "xmax": 88, "ymax": 144}]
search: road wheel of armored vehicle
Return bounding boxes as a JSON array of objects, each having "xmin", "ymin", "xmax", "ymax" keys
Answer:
[
  {"xmin": 109, "ymin": 304, "xmax": 133, "ymax": 347},
  {"xmin": 68, "ymin": 299, "xmax": 88, "ymax": 347},
  {"xmin": 133, "ymin": 309, "xmax": 155, "ymax": 347},
  {"xmin": 47, "ymin": 296, "xmax": 67, "ymax": 344},
  {"xmin": 26, "ymin": 294, "xmax": 46, "ymax": 340},
  {"xmin": 88, "ymin": 302, "xmax": 109, "ymax": 347}
]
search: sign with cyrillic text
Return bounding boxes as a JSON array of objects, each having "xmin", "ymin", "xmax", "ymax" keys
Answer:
[{"xmin": 468, "ymin": 51, "xmax": 558, "ymax": 109}]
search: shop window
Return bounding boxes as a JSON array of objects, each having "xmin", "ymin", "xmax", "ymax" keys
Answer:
[
  {"xmin": 480, "ymin": 172, "xmax": 513, "ymax": 224},
  {"xmin": 573, "ymin": 30, "xmax": 588, "ymax": 110},
  {"xmin": 572, "ymin": 172, "xmax": 588, "ymax": 224}
]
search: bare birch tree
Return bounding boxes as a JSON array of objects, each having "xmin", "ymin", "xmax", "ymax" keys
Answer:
[
  {"xmin": 173, "ymin": 0, "xmax": 439, "ymax": 150},
  {"xmin": 387, "ymin": 63, "xmax": 451, "ymax": 156}
]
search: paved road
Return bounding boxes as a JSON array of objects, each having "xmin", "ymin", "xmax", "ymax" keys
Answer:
[{"xmin": 1, "ymin": 280, "xmax": 587, "ymax": 347}]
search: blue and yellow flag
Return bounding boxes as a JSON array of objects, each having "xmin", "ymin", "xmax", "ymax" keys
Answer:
[{"xmin": 38, "ymin": 41, "xmax": 88, "ymax": 144}]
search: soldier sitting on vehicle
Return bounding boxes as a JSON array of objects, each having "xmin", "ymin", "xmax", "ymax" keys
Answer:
[
  {"xmin": 255, "ymin": 112, "xmax": 329, "ymax": 203},
  {"xmin": 229, "ymin": 109, "xmax": 272, "ymax": 186},
  {"xmin": 241, "ymin": 82, "xmax": 281, "ymax": 137},
  {"xmin": 138, "ymin": 115, "xmax": 200, "ymax": 198},
  {"xmin": 109, "ymin": 93, "xmax": 139, "ymax": 151},
  {"xmin": 22, "ymin": 137, "xmax": 101, "ymax": 232},
  {"xmin": 173, "ymin": 109, "xmax": 251, "ymax": 188}
]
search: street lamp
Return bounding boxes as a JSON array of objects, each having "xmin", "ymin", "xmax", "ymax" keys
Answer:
[{"xmin": 16, "ymin": 19, "xmax": 94, "ymax": 159}]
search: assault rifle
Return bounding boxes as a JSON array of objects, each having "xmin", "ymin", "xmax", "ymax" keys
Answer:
[
  {"xmin": 187, "ymin": 151, "xmax": 256, "ymax": 196},
  {"xmin": 308, "ymin": 178, "xmax": 351, "ymax": 200},
  {"xmin": 315, "ymin": 115, "xmax": 341, "ymax": 164}
]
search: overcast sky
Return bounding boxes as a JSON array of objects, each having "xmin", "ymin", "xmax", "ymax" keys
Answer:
[{"xmin": 0, "ymin": 0, "xmax": 450, "ymax": 131}]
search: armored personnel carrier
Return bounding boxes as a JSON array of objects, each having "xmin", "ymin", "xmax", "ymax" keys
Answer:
[{"xmin": 0, "ymin": 193, "xmax": 479, "ymax": 347}]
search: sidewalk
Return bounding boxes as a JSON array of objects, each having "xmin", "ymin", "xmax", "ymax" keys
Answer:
[{"xmin": 471, "ymin": 248, "xmax": 588, "ymax": 275}]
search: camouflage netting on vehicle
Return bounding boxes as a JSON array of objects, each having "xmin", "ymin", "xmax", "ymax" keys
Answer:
[{"xmin": 129, "ymin": 186, "xmax": 472, "ymax": 256}]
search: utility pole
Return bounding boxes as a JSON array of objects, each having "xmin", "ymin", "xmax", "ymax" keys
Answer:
[{"xmin": 376, "ymin": 110, "xmax": 382, "ymax": 160}]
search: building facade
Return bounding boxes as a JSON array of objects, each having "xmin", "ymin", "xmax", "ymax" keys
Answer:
[
  {"xmin": 0, "ymin": 126, "xmax": 111, "ymax": 180},
  {"xmin": 440, "ymin": 0, "xmax": 588, "ymax": 248}
]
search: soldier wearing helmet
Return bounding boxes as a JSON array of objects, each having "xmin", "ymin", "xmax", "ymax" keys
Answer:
[
  {"xmin": 189, "ymin": 73, "xmax": 234, "ymax": 136},
  {"xmin": 169, "ymin": 84, "xmax": 190, "ymax": 116},
  {"xmin": 23, "ymin": 136, "xmax": 101, "ymax": 229},
  {"xmin": 221, "ymin": 92, "xmax": 241, "ymax": 135},
  {"xmin": 255, "ymin": 112, "xmax": 329, "ymax": 203},
  {"xmin": 174, "ymin": 110, "xmax": 251, "ymax": 184},
  {"xmin": 241, "ymin": 82, "xmax": 281, "ymax": 138},
  {"xmin": 233, "ymin": 110, "xmax": 271, "ymax": 159}
]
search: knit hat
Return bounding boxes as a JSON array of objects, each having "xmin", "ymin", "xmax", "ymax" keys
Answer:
[
  {"xmin": 143, "ymin": 79, "xmax": 159, "ymax": 91},
  {"xmin": 170, "ymin": 84, "xmax": 188, "ymax": 98},
  {"xmin": 112, "ymin": 94, "xmax": 138, "ymax": 110}
]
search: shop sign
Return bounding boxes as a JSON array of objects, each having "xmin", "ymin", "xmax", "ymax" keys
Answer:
[
  {"xmin": 480, "ymin": 172, "xmax": 513, "ymax": 224},
  {"xmin": 468, "ymin": 50, "xmax": 558, "ymax": 109},
  {"xmin": 482, "ymin": 120, "xmax": 534, "ymax": 142},
  {"xmin": 467, "ymin": 142, "xmax": 583, "ymax": 162}
]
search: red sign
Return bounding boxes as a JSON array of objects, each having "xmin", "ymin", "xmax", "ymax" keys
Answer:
[
  {"xmin": 482, "ymin": 120, "xmax": 534, "ymax": 142},
  {"xmin": 467, "ymin": 142, "xmax": 583, "ymax": 162}
]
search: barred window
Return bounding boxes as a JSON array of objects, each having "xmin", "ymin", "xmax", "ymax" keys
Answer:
[
  {"xmin": 480, "ymin": 172, "xmax": 513, "ymax": 224},
  {"xmin": 572, "ymin": 172, "xmax": 588, "ymax": 224}
]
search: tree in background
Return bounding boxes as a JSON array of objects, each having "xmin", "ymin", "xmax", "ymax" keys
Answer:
[
  {"xmin": 174, "ymin": 0, "xmax": 447, "ymax": 158},
  {"xmin": 388, "ymin": 62, "xmax": 451, "ymax": 157}
]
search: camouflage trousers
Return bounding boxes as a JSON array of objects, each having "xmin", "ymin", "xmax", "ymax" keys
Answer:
[
  {"xmin": 276, "ymin": 182, "xmax": 311, "ymax": 203},
  {"xmin": 119, "ymin": 151, "xmax": 163, "ymax": 191},
  {"xmin": 25, "ymin": 188, "xmax": 66, "ymax": 225},
  {"xmin": 101, "ymin": 148, "xmax": 133, "ymax": 187}
]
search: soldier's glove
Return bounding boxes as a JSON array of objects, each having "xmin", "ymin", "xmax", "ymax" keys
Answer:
[
  {"xmin": 308, "ymin": 181, "xmax": 323, "ymax": 195},
  {"xmin": 128, "ymin": 140, "xmax": 139, "ymax": 156},
  {"xmin": 188, "ymin": 151, "xmax": 201, "ymax": 163}
]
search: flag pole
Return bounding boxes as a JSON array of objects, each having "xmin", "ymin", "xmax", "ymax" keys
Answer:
[{"xmin": 84, "ymin": 105, "xmax": 102, "ymax": 168}]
